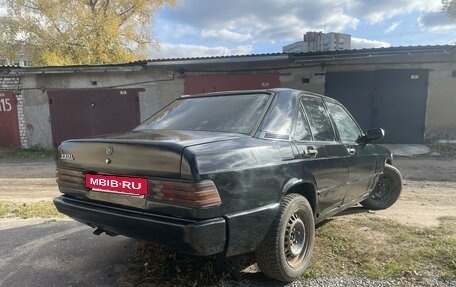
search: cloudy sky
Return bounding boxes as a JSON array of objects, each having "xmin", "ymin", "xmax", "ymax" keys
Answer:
[{"xmin": 150, "ymin": 0, "xmax": 456, "ymax": 59}]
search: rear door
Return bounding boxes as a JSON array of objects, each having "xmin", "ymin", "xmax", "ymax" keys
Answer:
[{"xmin": 292, "ymin": 96, "xmax": 348, "ymax": 216}]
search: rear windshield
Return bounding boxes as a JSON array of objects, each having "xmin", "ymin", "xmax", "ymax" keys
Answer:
[{"xmin": 136, "ymin": 93, "xmax": 271, "ymax": 134}]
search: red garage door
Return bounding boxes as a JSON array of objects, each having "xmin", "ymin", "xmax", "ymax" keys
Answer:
[
  {"xmin": 184, "ymin": 73, "xmax": 280, "ymax": 94},
  {"xmin": 0, "ymin": 91, "xmax": 20, "ymax": 147},
  {"xmin": 48, "ymin": 89, "xmax": 143, "ymax": 147}
]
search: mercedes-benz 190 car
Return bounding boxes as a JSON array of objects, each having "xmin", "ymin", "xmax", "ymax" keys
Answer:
[{"xmin": 54, "ymin": 88, "xmax": 402, "ymax": 282}]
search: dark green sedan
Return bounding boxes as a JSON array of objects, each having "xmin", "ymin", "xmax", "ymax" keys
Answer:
[{"xmin": 54, "ymin": 88, "xmax": 402, "ymax": 282}]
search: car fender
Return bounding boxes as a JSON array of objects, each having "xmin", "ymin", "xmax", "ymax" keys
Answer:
[{"xmin": 281, "ymin": 175, "xmax": 318, "ymax": 217}]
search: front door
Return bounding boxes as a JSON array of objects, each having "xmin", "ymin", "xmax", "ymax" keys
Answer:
[{"xmin": 325, "ymin": 100, "xmax": 377, "ymax": 204}]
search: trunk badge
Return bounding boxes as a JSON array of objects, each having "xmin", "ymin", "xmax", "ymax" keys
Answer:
[
  {"xmin": 106, "ymin": 145, "xmax": 114, "ymax": 155},
  {"xmin": 60, "ymin": 153, "xmax": 74, "ymax": 160}
]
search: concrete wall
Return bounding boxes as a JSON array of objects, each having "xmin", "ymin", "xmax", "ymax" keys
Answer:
[
  {"xmin": 426, "ymin": 66, "xmax": 456, "ymax": 140},
  {"xmin": 21, "ymin": 89, "xmax": 53, "ymax": 148},
  {"xmin": 279, "ymin": 66, "xmax": 326, "ymax": 95}
]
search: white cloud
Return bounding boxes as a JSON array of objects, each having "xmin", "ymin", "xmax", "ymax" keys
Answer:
[
  {"xmin": 158, "ymin": 22, "xmax": 200, "ymax": 39},
  {"xmin": 152, "ymin": 0, "xmax": 453, "ymax": 58},
  {"xmin": 351, "ymin": 37, "xmax": 391, "ymax": 49},
  {"xmin": 417, "ymin": 11, "xmax": 456, "ymax": 32},
  {"xmin": 153, "ymin": 43, "xmax": 253, "ymax": 59},
  {"xmin": 326, "ymin": 13, "xmax": 360, "ymax": 31},
  {"xmin": 348, "ymin": 0, "xmax": 442, "ymax": 24},
  {"xmin": 162, "ymin": 0, "xmax": 360, "ymax": 44},
  {"xmin": 385, "ymin": 21, "xmax": 401, "ymax": 33},
  {"xmin": 201, "ymin": 29, "xmax": 252, "ymax": 42}
]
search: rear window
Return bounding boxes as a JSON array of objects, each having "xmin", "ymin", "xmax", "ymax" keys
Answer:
[{"xmin": 136, "ymin": 94, "xmax": 271, "ymax": 134}]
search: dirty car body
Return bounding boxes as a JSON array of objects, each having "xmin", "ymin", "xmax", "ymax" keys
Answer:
[{"xmin": 54, "ymin": 88, "xmax": 398, "ymax": 281}]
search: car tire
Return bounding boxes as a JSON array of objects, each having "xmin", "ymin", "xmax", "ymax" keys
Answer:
[
  {"xmin": 361, "ymin": 163, "xmax": 402, "ymax": 210},
  {"xmin": 255, "ymin": 193, "xmax": 315, "ymax": 282}
]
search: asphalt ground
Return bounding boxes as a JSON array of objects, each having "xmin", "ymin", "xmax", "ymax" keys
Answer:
[{"xmin": 0, "ymin": 220, "xmax": 135, "ymax": 287}]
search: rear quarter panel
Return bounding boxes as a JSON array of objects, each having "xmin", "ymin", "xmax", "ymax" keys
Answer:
[
  {"xmin": 185, "ymin": 138, "xmax": 315, "ymax": 214},
  {"xmin": 185, "ymin": 137, "xmax": 318, "ymax": 256}
]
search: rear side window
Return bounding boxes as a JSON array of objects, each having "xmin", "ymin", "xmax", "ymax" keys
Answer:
[
  {"xmin": 301, "ymin": 97, "xmax": 335, "ymax": 142},
  {"xmin": 260, "ymin": 93, "xmax": 295, "ymax": 136},
  {"xmin": 294, "ymin": 105, "xmax": 312, "ymax": 141}
]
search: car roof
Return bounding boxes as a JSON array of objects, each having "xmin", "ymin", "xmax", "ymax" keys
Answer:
[{"xmin": 180, "ymin": 88, "xmax": 338, "ymax": 103}]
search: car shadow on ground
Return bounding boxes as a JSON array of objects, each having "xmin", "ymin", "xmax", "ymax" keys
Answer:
[
  {"xmin": 336, "ymin": 206, "xmax": 372, "ymax": 217},
  {"xmin": 315, "ymin": 206, "xmax": 371, "ymax": 229}
]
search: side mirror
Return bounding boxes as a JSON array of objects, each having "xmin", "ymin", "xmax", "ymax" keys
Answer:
[{"xmin": 359, "ymin": 128, "xmax": 385, "ymax": 143}]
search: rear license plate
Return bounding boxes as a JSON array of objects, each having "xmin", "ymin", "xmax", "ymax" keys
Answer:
[{"xmin": 86, "ymin": 174, "xmax": 147, "ymax": 195}]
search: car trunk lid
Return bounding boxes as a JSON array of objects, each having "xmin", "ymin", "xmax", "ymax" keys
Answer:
[{"xmin": 57, "ymin": 129, "xmax": 244, "ymax": 178}]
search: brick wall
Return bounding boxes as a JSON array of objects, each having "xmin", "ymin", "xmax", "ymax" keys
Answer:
[{"xmin": 0, "ymin": 72, "xmax": 28, "ymax": 148}]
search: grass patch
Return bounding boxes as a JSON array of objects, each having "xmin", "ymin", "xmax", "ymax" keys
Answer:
[
  {"xmin": 428, "ymin": 142, "xmax": 456, "ymax": 156},
  {"xmin": 304, "ymin": 217, "xmax": 456, "ymax": 280},
  {"xmin": 120, "ymin": 242, "xmax": 230, "ymax": 287},
  {"xmin": 0, "ymin": 201, "xmax": 63, "ymax": 218},
  {"xmin": 122, "ymin": 217, "xmax": 456, "ymax": 285},
  {"xmin": 0, "ymin": 146, "xmax": 56, "ymax": 159}
]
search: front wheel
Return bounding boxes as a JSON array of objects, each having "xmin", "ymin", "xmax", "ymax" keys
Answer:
[
  {"xmin": 361, "ymin": 163, "xmax": 402, "ymax": 210},
  {"xmin": 255, "ymin": 194, "xmax": 315, "ymax": 282}
]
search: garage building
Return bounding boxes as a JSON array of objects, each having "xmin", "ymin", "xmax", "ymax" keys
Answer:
[{"xmin": 0, "ymin": 45, "xmax": 455, "ymax": 148}]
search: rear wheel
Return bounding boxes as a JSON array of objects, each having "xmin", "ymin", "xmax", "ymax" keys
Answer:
[
  {"xmin": 361, "ymin": 163, "xmax": 402, "ymax": 210},
  {"xmin": 255, "ymin": 194, "xmax": 315, "ymax": 282}
]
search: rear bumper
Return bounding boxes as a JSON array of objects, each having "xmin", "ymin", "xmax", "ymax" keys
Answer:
[{"xmin": 53, "ymin": 196, "xmax": 226, "ymax": 256}]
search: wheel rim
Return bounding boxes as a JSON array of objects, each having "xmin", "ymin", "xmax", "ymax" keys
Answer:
[
  {"xmin": 371, "ymin": 174, "xmax": 395, "ymax": 202},
  {"xmin": 284, "ymin": 211, "xmax": 307, "ymax": 267}
]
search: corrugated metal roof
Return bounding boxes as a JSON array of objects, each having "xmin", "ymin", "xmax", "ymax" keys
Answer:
[
  {"xmin": 144, "ymin": 52, "xmax": 286, "ymax": 62},
  {"xmin": 145, "ymin": 45, "xmax": 456, "ymax": 62},
  {"xmin": 4, "ymin": 62, "xmax": 146, "ymax": 74},
  {"xmin": 1, "ymin": 44, "xmax": 454, "ymax": 72}
]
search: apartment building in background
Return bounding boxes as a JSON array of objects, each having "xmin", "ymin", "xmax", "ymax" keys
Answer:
[
  {"xmin": 0, "ymin": 50, "xmax": 29, "ymax": 66},
  {"xmin": 283, "ymin": 31, "xmax": 351, "ymax": 53}
]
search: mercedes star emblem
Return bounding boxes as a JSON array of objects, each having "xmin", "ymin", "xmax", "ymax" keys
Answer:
[{"xmin": 106, "ymin": 145, "xmax": 114, "ymax": 156}]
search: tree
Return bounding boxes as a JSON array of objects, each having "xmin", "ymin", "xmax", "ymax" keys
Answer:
[
  {"xmin": 0, "ymin": 16, "xmax": 23, "ymax": 64},
  {"xmin": 442, "ymin": 0, "xmax": 456, "ymax": 19},
  {"xmin": 0, "ymin": 0, "xmax": 175, "ymax": 66}
]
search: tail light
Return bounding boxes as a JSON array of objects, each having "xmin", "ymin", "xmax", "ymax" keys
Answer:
[{"xmin": 148, "ymin": 180, "xmax": 221, "ymax": 208}]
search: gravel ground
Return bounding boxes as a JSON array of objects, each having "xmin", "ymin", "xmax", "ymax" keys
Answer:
[
  {"xmin": 292, "ymin": 277, "xmax": 456, "ymax": 287},
  {"xmin": 222, "ymin": 275, "xmax": 456, "ymax": 287}
]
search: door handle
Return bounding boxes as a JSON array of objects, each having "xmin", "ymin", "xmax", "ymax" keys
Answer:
[
  {"xmin": 347, "ymin": 147, "xmax": 356, "ymax": 155},
  {"xmin": 306, "ymin": 146, "xmax": 318, "ymax": 157}
]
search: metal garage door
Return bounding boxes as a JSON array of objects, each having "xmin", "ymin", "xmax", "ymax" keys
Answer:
[
  {"xmin": 0, "ymin": 91, "xmax": 20, "ymax": 147},
  {"xmin": 184, "ymin": 73, "xmax": 280, "ymax": 94},
  {"xmin": 325, "ymin": 69, "xmax": 429, "ymax": 143},
  {"xmin": 48, "ymin": 89, "xmax": 142, "ymax": 147}
]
